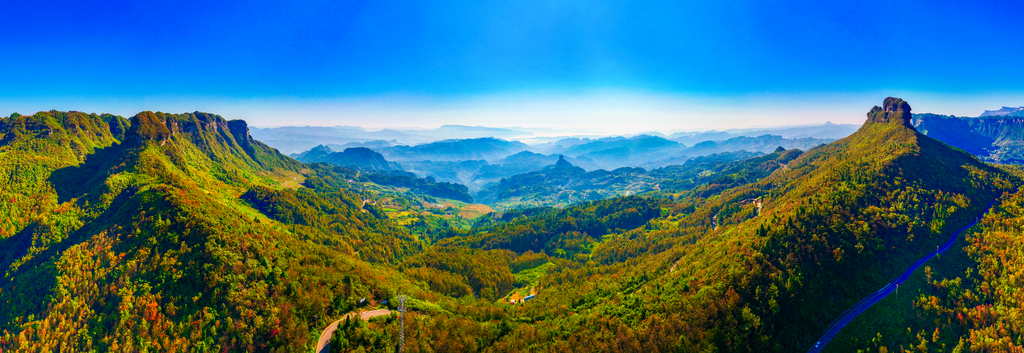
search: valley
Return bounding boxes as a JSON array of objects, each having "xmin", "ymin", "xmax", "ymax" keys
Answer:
[
  {"xmin": 7, "ymin": 0, "xmax": 1024, "ymax": 350},
  {"xmin": 3, "ymin": 98, "xmax": 1024, "ymax": 352}
]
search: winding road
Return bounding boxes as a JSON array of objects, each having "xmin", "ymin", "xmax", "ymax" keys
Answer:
[
  {"xmin": 315, "ymin": 309, "xmax": 393, "ymax": 353},
  {"xmin": 807, "ymin": 198, "xmax": 997, "ymax": 353}
]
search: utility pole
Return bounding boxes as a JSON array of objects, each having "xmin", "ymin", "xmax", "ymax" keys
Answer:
[
  {"xmin": 895, "ymin": 284, "xmax": 899, "ymax": 301},
  {"xmin": 398, "ymin": 295, "xmax": 407, "ymax": 353}
]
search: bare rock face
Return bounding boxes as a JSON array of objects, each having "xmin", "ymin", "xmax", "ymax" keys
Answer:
[
  {"xmin": 227, "ymin": 119, "xmax": 251, "ymax": 142},
  {"xmin": 126, "ymin": 111, "xmax": 257, "ymax": 153},
  {"xmin": 866, "ymin": 97, "xmax": 915, "ymax": 130}
]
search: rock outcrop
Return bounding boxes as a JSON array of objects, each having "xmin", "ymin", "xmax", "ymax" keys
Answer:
[
  {"xmin": 553, "ymin": 155, "xmax": 574, "ymax": 169},
  {"xmin": 127, "ymin": 111, "xmax": 255, "ymax": 148},
  {"xmin": 866, "ymin": 97, "xmax": 915, "ymax": 130}
]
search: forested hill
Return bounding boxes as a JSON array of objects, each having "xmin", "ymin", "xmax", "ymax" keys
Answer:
[
  {"xmin": 430, "ymin": 97, "xmax": 1017, "ymax": 351},
  {"xmin": 0, "ymin": 111, "xmax": 429, "ymax": 351},
  {"xmin": 745, "ymin": 97, "xmax": 1008, "ymax": 349},
  {"xmin": 292, "ymin": 145, "xmax": 401, "ymax": 172},
  {"xmin": 473, "ymin": 150, "xmax": 785, "ymax": 210},
  {"xmin": 730, "ymin": 97, "xmax": 1016, "ymax": 349},
  {"xmin": 2, "ymin": 99, "xmax": 1021, "ymax": 352},
  {"xmin": 913, "ymin": 112, "xmax": 1024, "ymax": 164}
]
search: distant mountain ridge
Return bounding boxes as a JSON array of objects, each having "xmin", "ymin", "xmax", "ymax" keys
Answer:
[
  {"xmin": 291, "ymin": 145, "xmax": 400, "ymax": 172},
  {"xmin": 254, "ymin": 121, "xmax": 860, "ymax": 156},
  {"xmin": 289, "ymin": 132, "xmax": 835, "ymax": 199},
  {"xmin": 473, "ymin": 150, "xmax": 782, "ymax": 210},
  {"xmin": 913, "ymin": 112, "xmax": 1024, "ymax": 163},
  {"xmin": 540, "ymin": 134, "xmax": 833, "ymax": 170},
  {"xmin": 980, "ymin": 106, "xmax": 1024, "ymax": 117},
  {"xmin": 668, "ymin": 121, "xmax": 859, "ymax": 145},
  {"xmin": 380, "ymin": 137, "xmax": 530, "ymax": 162},
  {"xmin": 250, "ymin": 124, "xmax": 533, "ymax": 154}
]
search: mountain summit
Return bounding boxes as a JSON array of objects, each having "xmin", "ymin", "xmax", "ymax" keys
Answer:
[
  {"xmin": 553, "ymin": 155, "xmax": 574, "ymax": 169},
  {"xmin": 294, "ymin": 145, "xmax": 399, "ymax": 172},
  {"xmin": 866, "ymin": 97, "xmax": 915, "ymax": 129}
]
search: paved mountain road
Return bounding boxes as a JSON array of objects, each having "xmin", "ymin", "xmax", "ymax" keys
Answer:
[
  {"xmin": 808, "ymin": 198, "xmax": 997, "ymax": 353},
  {"xmin": 315, "ymin": 309, "xmax": 393, "ymax": 353}
]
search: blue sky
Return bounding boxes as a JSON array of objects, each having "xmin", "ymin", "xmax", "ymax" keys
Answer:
[{"xmin": 2, "ymin": 0, "xmax": 1022, "ymax": 132}]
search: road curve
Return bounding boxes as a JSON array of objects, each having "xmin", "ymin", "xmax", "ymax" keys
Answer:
[
  {"xmin": 807, "ymin": 198, "xmax": 997, "ymax": 353},
  {"xmin": 315, "ymin": 309, "xmax": 393, "ymax": 353}
]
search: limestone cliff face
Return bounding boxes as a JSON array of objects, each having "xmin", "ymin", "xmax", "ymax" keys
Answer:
[
  {"xmin": 128, "ymin": 111, "xmax": 254, "ymax": 147},
  {"xmin": 866, "ymin": 97, "xmax": 916, "ymax": 130},
  {"xmin": 227, "ymin": 119, "xmax": 251, "ymax": 143}
]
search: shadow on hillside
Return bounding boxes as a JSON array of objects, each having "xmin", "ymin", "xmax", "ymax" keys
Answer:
[
  {"xmin": 0, "ymin": 184, "xmax": 139, "ymax": 282},
  {"xmin": 49, "ymin": 142, "xmax": 127, "ymax": 204},
  {"xmin": 0, "ymin": 185, "xmax": 141, "ymax": 327},
  {"xmin": 0, "ymin": 222, "xmax": 58, "ymax": 324},
  {"xmin": 0, "ymin": 222, "xmax": 40, "ymax": 274}
]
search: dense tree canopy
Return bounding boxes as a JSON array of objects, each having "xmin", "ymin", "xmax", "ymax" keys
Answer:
[{"xmin": 4, "ymin": 101, "xmax": 1024, "ymax": 352}]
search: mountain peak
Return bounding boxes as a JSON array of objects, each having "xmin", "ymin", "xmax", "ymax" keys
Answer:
[
  {"xmin": 866, "ymin": 97, "xmax": 915, "ymax": 130},
  {"xmin": 331, "ymin": 147, "xmax": 398, "ymax": 171},
  {"xmin": 311, "ymin": 144, "xmax": 333, "ymax": 153},
  {"xmin": 553, "ymin": 154, "xmax": 574, "ymax": 169}
]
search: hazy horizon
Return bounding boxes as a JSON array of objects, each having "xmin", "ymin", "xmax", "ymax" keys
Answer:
[{"xmin": 4, "ymin": 91, "xmax": 1020, "ymax": 136}]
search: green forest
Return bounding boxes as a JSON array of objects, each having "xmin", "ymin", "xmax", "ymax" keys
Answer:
[{"xmin": 3, "ymin": 98, "xmax": 1024, "ymax": 352}]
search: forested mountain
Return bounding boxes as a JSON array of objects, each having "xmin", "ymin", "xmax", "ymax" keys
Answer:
[
  {"xmin": 292, "ymin": 145, "xmax": 401, "ymax": 172},
  {"xmin": 290, "ymin": 132, "xmax": 833, "ymax": 195},
  {"xmin": 4, "ymin": 98, "xmax": 1024, "ymax": 353},
  {"xmin": 452, "ymin": 97, "xmax": 1015, "ymax": 351},
  {"xmin": 0, "ymin": 111, "xmax": 430, "ymax": 351},
  {"xmin": 913, "ymin": 113, "xmax": 1024, "ymax": 163},
  {"xmin": 399, "ymin": 151, "xmax": 601, "ymax": 192},
  {"xmin": 473, "ymin": 151, "xmax": 774, "ymax": 210},
  {"xmin": 472, "ymin": 156, "xmax": 658, "ymax": 209},
  {"xmin": 350, "ymin": 97, "xmax": 1015, "ymax": 352},
  {"xmin": 907, "ymin": 176, "xmax": 1024, "ymax": 351}
]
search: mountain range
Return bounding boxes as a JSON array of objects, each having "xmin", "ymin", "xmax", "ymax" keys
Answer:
[
  {"xmin": 251, "ymin": 125, "xmax": 534, "ymax": 155},
  {"xmin": 979, "ymin": 106, "xmax": 1024, "ymax": 117},
  {"xmin": 473, "ymin": 151, "xmax": 776, "ymax": 210},
  {"xmin": 254, "ymin": 122, "xmax": 857, "ymax": 156},
  {"xmin": 667, "ymin": 121, "xmax": 859, "ymax": 145},
  {"xmin": 293, "ymin": 145, "xmax": 402, "ymax": 172},
  {"xmin": 913, "ymin": 113, "xmax": 1024, "ymax": 164},
  {"xmin": 4, "ymin": 99, "xmax": 1024, "ymax": 352},
  {"xmin": 293, "ymin": 133, "xmax": 834, "ymax": 197}
]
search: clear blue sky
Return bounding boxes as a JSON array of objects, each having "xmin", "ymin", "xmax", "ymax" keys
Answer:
[{"xmin": 2, "ymin": 0, "xmax": 1022, "ymax": 132}]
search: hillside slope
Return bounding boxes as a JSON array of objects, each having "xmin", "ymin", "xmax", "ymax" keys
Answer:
[
  {"xmin": 914, "ymin": 113, "xmax": 1024, "ymax": 164},
  {"xmin": 456, "ymin": 97, "xmax": 1017, "ymax": 351},
  {"xmin": 1, "ymin": 98, "xmax": 1019, "ymax": 352},
  {"xmin": 0, "ymin": 111, "xmax": 426, "ymax": 351}
]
